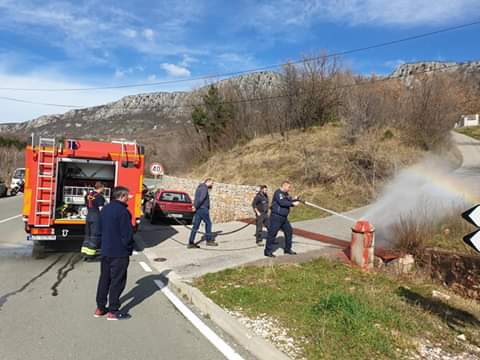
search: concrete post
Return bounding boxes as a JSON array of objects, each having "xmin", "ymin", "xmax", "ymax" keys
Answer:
[{"xmin": 350, "ymin": 220, "xmax": 375, "ymax": 270}]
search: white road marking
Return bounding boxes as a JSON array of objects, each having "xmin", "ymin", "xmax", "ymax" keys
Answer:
[
  {"xmin": 154, "ymin": 279, "xmax": 244, "ymax": 360},
  {"xmin": 0, "ymin": 214, "xmax": 22, "ymax": 224},
  {"xmin": 139, "ymin": 261, "xmax": 152, "ymax": 272}
]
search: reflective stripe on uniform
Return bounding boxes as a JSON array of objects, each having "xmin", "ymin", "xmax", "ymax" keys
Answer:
[{"xmin": 80, "ymin": 246, "xmax": 97, "ymax": 256}]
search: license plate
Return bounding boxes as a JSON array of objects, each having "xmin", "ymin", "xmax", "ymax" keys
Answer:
[
  {"xmin": 30, "ymin": 235, "xmax": 57, "ymax": 241},
  {"xmin": 170, "ymin": 214, "xmax": 183, "ymax": 218}
]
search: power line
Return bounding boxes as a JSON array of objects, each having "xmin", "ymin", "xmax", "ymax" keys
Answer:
[
  {"xmin": 1, "ymin": 19, "xmax": 479, "ymax": 92},
  {"xmin": 0, "ymin": 96, "xmax": 83, "ymax": 108},
  {"xmin": 0, "ymin": 61, "xmax": 475, "ymax": 110}
]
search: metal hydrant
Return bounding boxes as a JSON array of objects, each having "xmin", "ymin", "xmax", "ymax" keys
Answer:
[{"xmin": 350, "ymin": 220, "xmax": 375, "ymax": 270}]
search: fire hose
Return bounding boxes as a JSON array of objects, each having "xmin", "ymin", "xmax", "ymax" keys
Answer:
[
  {"xmin": 170, "ymin": 199, "xmax": 357, "ymax": 236},
  {"xmin": 301, "ymin": 200, "xmax": 357, "ymax": 223},
  {"xmin": 163, "ymin": 199, "xmax": 358, "ymax": 252},
  {"xmin": 170, "ymin": 216, "xmax": 252, "ymax": 236}
]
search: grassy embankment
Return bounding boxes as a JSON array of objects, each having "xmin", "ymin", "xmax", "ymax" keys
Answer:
[
  {"xmin": 196, "ymin": 257, "xmax": 480, "ymax": 359},
  {"xmin": 456, "ymin": 126, "xmax": 480, "ymax": 140},
  {"xmin": 190, "ymin": 124, "xmax": 423, "ymax": 222}
]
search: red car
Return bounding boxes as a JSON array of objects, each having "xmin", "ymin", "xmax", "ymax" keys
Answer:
[{"xmin": 145, "ymin": 189, "xmax": 194, "ymax": 224}]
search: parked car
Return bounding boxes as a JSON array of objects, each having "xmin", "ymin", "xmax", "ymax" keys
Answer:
[
  {"xmin": 10, "ymin": 168, "xmax": 25, "ymax": 192},
  {"xmin": 10, "ymin": 179, "xmax": 24, "ymax": 196},
  {"xmin": 0, "ymin": 179, "xmax": 7, "ymax": 198},
  {"xmin": 145, "ymin": 189, "xmax": 194, "ymax": 224}
]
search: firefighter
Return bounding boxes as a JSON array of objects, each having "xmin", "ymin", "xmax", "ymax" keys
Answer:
[
  {"xmin": 188, "ymin": 178, "xmax": 217, "ymax": 248},
  {"xmin": 264, "ymin": 181, "xmax": 301, "ymax": 257},
  {"xmin": 81, "ymin": 182, "xmax": 106, "ymax": 261},
  {"xmin": 94, "ymin": 186, "xmax": 134, "ymax": 320},
  {"xmin": 252, "ymin": 185, "xmax": 269, "ymax": 245}
]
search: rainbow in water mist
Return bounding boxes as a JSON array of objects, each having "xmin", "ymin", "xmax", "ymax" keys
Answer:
[{"xmin": 362, "ymin": 158, "xmax": 476, "ymax": 246}]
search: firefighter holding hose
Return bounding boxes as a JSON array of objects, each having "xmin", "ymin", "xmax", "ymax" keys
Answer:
[
  {"xmin": 264, "ymin": 181, "xmax": 301, "ymax": 257},
  {"xmin": 81, "ymin": 182, "xmax": 106, "ymax": 261}
]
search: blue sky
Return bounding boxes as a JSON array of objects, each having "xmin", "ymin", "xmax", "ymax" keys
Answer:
[{"xmin": 0, "ymin": 0, "xmax": 479, "ymax": 122}]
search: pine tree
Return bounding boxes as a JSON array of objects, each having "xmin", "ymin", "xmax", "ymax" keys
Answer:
[{"xmin": 191, "ymin": 85, "xmax": 233, "ymax": 151}]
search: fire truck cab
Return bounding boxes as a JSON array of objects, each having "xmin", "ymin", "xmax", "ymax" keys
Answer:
[{"xmin": 23, "ymin": 137, "xmax": 145, "ymax": 244}]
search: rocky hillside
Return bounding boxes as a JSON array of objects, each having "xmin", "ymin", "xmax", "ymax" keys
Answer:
[
  {"xmin": 0, "ymin": 71, "xmax": 280, "ymax": 139},
  {"xmin": 1, "ymin": 62, "xmax": 477, "ymax": 138},
  {"xmin": 392, "ymin": 60, "xmax": 480, "ymax": 82}
]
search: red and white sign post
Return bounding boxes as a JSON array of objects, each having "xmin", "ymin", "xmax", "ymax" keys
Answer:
[{"xmin": 150, "ymin": 163, "xmax": 164, "ymax": 180}]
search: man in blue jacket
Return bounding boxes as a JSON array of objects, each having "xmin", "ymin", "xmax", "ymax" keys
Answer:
[
  {"xmin": 188, "ymin": 178, "xmax": 217, "ymax": 248},
  {"xmin": 265, "ymin": 181, "xmax": 301, "ymax": 257},
  {"xmin": 94, "ymin": 186, "xmax": 134, "ymax": 320}
]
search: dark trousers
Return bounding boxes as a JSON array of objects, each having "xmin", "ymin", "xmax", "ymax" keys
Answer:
[
  {"xmin": 188, "ymin": 208, "xmax": 212, "ymax": 244},
  {"xmin": 265, "ymin": 214, "xmax": 293, "ymax": 254},
  {"xmin": 82, "ymin": 220, "xmax": 100, "ymax": 256},
  {"xmin": 255, "ymin": 213, "xmax": 269, "ymax": 241},
  {"xmin": 96, "ymin": 256, "xmax": 130, "ymax": 312}
]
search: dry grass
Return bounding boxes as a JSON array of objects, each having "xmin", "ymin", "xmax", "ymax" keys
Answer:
[
  {"xmin": 456, "ymin": 126, "xmax": 480, "ymax": 141},
  {"xmin": 391, "ymin": 205, "xmax": 476, "ymax": 255},
  {"xmin": 0, "ymin": 147, "xmax": 24, "ymax": 185},
  {"xmin": 189, "ymin": 124, "xmax": 424, "ymax": 221}
]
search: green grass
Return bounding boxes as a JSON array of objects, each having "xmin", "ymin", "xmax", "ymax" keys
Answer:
[
  {"xmin": 455, "ymin": 126, "xmax": 480, "ymax": 141},
  {"xmin": 195, "ymin": 258, "xmax": 480, "ymax": 360}
]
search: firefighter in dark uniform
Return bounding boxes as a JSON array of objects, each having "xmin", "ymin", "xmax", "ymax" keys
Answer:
[
  {"xmin": 252, "ymin": 185, "xmax": 269, "ymax": 246},
  {"xmin": 264, "ymin": 181, "xmax": 301, "ymax": 257},
  {"xmin": 81, "ymin": 182, "xmax": 106, "ymax": 261}
]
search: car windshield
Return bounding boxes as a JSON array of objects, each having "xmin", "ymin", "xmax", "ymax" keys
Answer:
[
  {"xmin": 160, "ymin": 192, "xmax": 191, "ymax": 203},
  {"xmin": 13, "ymin": 169, "xmax": 25, "ymax": 179}
]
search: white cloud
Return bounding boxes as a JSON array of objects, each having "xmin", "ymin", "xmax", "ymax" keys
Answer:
[
  {"xmin": 143, "ymin": 28, "xmax": 155, "ymax": 41},
  {"xmin": 180, "ymin": 54, "xmax": 198, "ymax": 67},
  {"xmin": 160, "ymin": 63, "xmax": 191, "ymax": 77},
  {"xmin": 249, "ymin": 0, "xmax": 480, "ymax": 30},
  {"xmin": 122, "ymin": 28, "xmax": 137, "ymax": 38},
  {"xmin": 0, "ymin": 1, "xmax": 206, "ymax": 62},
  {"xmin": 114, "ymin": 66, "xmax": 145, "ymax": 79},
  {"xmin": 114, "ymin": 69, "xmax": 126, "ymax": 79},
  {"xmin": 147, "ymin": 74, "xmax": 157, "ymax": 82},
  {"xmin": 0, "ymin": 67, "xmax": 196, "ymax": 123},
  {"xmin": 0, "ymin": 72, "xmax": 128, "ymax": 122}
]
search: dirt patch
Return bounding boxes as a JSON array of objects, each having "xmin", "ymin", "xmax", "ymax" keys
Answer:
[{"xmin": 419, "ymin": 248, "xmax": 480, "ymax": 300}]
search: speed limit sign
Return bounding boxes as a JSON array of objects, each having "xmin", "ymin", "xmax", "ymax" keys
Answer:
[{"xmin": 150, "ymin": 163, "xmax": 164, "ymax": 176}]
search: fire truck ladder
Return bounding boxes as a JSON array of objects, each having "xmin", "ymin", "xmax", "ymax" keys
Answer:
[
  {"xmin": 115, "ymin": 140, "xmax": 139, "ymax": 166},
  {"xmin": 34, "ymin": 137, "xmax": 56, "ymax": 227}
]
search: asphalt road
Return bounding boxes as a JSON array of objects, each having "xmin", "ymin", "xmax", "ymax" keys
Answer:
[{"xmin": 0, "ymin": 195, "xmax": 238, "ymax": 360}]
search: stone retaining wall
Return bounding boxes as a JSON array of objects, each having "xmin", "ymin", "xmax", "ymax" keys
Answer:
[{"xmin": 149, "ymin": 175, "xmax": 258, "ymax": 223}]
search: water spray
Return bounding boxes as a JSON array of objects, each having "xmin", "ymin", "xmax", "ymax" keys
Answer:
[{"xmin": 302, "ymin": 200, "xmax": 358, "ymax": 223}]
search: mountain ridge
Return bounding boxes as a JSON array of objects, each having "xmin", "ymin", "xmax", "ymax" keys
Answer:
[{"xmin": 1, "ymin": 61, "xmax": 478, "ymax": 137}]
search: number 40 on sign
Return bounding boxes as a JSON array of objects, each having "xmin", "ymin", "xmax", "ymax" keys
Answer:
[{"xmin": 150, "ymin": 163, "xmax": 164, "ymax": 177}]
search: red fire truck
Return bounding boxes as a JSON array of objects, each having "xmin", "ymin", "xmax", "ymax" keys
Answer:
[{"xmin": 22, "ymin": 137, "xmax": 145, "ymax": 245}]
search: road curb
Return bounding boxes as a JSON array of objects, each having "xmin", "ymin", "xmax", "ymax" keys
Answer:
[{"xmin": 167, "ymin": 272, "xmax": 292, "ymax": 360}]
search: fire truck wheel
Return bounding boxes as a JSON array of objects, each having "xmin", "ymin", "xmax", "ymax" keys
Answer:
[{"xmin": 32, "ymin": 241, "xmax": 47, "ymax": 259}]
